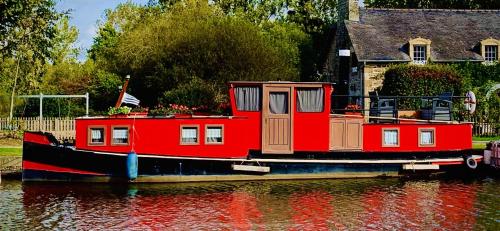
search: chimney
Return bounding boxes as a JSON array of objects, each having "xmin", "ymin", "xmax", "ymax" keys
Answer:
[{"xmin": 339, "ymin": 0, "xmax": 360, "ymax": 22}]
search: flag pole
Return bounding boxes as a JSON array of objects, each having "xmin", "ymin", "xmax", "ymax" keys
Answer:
[{"xmin": 115, "ymin": 75, "xmax": 130, "ymax": 108}]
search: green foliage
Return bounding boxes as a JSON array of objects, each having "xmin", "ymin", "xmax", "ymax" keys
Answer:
[
  {"xmin": 161, "ymin": 77, "xmax": 219, "ymax": 111},
  {"xmin": 365, "ymin": 0, "xmax": 500, "ymax": 9},
  {"xmin": 107, "ymin": 106, "xmax": 132, "ymax": 115},
  {"xmin": 379, "ymin": 64, "xmax": 465, "ymax": 109}
]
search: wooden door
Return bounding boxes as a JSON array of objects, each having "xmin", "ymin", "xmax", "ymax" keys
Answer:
[
  {"xmin": 262, "ymin": 86, "xmax": 293, "ymax": 154},
  {"xmin": 329, "ymin": 118, "xmax": 363, "ymax": 151}
]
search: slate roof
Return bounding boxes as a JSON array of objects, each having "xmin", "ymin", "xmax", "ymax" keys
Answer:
[{"xmin": 345, "ymin": 8, "xmax": 500, "ymax": 62}]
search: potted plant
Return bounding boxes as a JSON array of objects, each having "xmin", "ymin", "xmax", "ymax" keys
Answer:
[
  {"xmin": 167, "ymin": 104, "xmax": 193, "ymax": 118},
  {"xmin": 108, "ymin": 106, "xmax": 132, "ymax": 117},
  {"xmin": 344, "ymin": 104, "xmax": 362, "ymax": 116},
  {"xmin": 129, "ymin": 106, "xmax": 149, "ymax": 117}
]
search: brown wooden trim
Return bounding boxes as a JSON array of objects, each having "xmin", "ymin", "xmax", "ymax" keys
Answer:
[
  {"xmin": 180, "ymin": 125, "xmax": 200, "ymax": 145},
  {"xmin": 205, "ymin": 124, "xmax": 224, "ymax": 145},
  {"xmin": 418, "ymin": 127, "xmax": 436, "ymax": 147},
  {"xmin": 111, "ymin": 125, "xmax": 130, "ymax": 146},
  {"xmin": 87, "ymin": 125, "xmax": 106, "ymax": 146},
  {"xmin": 381, "ymin": 128, "xmax": 400, "ymax": 147}
]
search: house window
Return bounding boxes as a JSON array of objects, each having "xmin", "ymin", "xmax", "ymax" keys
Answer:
[
  {"xmin": 181, "ymin": 126, "xmax": 199, "ymax": 144},
  {"xmin": 296, "ymin": 88, "xmax": 324, "ymax": 112},
  {"xmin": 413, "ymin": 45, "xmax": 427, "ymax": 64},
  {"xmin": 88, "ymin": 127, "xmax": 105, "ymax": 145},
  {"xmin": 419, "ymin": 128, "xmax": 436, "ymax": 147},
  {"xmin": 485, "ymin": 45, "xmax": 498, "ymax": 62},
  {"xmin": 112, "ymin": 127, "xmax": 129, "ymax": 145},
  {"xmin": 382, "ymin": 128, "xmax": 399, "ymax": 147},
  {"xmin": 235, "ymin": 87, "xmax": 261, "ymax": 111},
  {"xmin": 206, "ymin": 125, "xmax": 223, "ymax": 144}
]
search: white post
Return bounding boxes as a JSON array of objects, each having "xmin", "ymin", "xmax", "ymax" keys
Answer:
[
  {"xmin": 85, "ymin": 92, "xmax": 89, "ymax": 117},
  {"xmin": 39, "ymin": 93, "xmax": 43, "ymax": 131}
]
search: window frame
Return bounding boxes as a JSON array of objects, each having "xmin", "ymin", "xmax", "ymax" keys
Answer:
[
  {"xmin": 205, "ymin": 125, "xmax": 224, "ymax": 145},
  {"xmin": 180, "ymin": 125, "xmax": 200, "ymax": 145},
  {"xmin": 484, "ymin": 45, "xmax": 498, "ymax": 63},
  {"xmin": 234, "ymin": 86, "xmax": 262, "ymax": 112},
  {"xmin": 418, "ymin": 128, "xmax": 436, "ymax": 147},
  {"xmin": 413, "ymin": 45, "xmax": 427, "ymax": 64},
  {"xmin": 382, "ymin": 128, "xmax": 400, "ymax": 147},
  {"xmin": 296, "ymin": 87, "xmax": 325, "ymax": 113},
  {"xmin": 111, "ymin": 125, "xmax": 130, "ymax": 146},
  {"xmin": 88, "ymin": 126, "xmax": 106, "ymax": 146}
]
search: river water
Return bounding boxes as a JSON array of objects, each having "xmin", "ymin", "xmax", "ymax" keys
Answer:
[{"xmin": 0, "ymin": 177, "xmax": 499, "ymax": 230}]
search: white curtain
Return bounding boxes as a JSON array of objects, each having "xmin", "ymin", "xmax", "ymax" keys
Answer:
[
  {"xmin": 384, "ymin": 130, "xmax": 398, "ymax": 146},
  {"xmin": 421, "ymin": 131, "xmax": 433, "ymax": 145},
  {"xmin": 235, "ymin": 87, "xmax": 260, "ymax": 111},
  {"xmin": 182, "ymin": 128, "xmax": 198, "ymax": 143},
  {"xmin": 297, "ymin": 88, "xmax": 324, "ymax": 112},
  {"xmin": 91, "ymin": 129, "xmax": 103, "ymax": 142},
  {"xmin": 207, "ymin": 127, "xmax": 222, "ymax": 143},
  {"xmin": 113, "ymin": 128, "xmax": 128, "ymax": 143},
  {"xmin": 269, "ymin": 92, "xmax": 288, "ymax": 114}
]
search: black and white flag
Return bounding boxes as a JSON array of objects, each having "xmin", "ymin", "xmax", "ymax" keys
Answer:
[{"xmin": 121, "ymin": 93, "xmax": 140, "ymax": 106}]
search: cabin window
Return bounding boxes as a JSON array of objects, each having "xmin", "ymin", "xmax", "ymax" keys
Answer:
[
  {"xmin": 296, "ymin": 88, "xmax": 324, "ymax": 112},
  {"xmin": 206, "ymin": 125, "xmax": 223, "ymax": 144},
  {"xmin": 269, "ymin": 92, "xmax": 288, "ymax": 114},
  {"xmin": 181, "ymin": 126, "xmax": 199, "ymax": 144},
  {"xmin": 382, "ymin": 128, "xmax": 399, "ymax": 147},
  {"xmin": 88, "ymin": 127, "xmax": 105, "ymax": 145},
  {"xmin": 419, "ymin": 128, "xmax": 435, "ymax": 147},
  {"xmin": 235, "ymin": 87, "xmax": 261, "ymax": 111},
  {"xmin": 112, "ymin": 127, "xmax": 129, "ymax": 145}
]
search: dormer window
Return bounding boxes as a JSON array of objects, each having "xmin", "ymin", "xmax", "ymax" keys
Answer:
[
  {"xmin": 481, "ymin": 38, "xmax": 500, "ymax": 64},
  {"xmin": 485, "ymin": 45, "xmax": 498, "ymax": 62},
  {"xmin": 413, "ymin": 45, "xmax": 427, "ymax": 64},
  {"xmin": 409, "ymin": 38, "xmax": 431, "ymax": 65}
]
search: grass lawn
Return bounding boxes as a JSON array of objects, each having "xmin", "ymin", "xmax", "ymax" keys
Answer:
[
  {"xmin": 473, "ymin": 136, "xmax": 500, "ymax": 141},
  {"xmin": 0, "ymin": 147, "xmax": 22, "ymax": 156},
  {"xmin": 472, "ymin": 143, "xmax": 486, "ymax": 150}
]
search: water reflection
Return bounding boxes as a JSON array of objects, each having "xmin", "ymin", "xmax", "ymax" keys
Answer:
[{"xmin": 0, "ymin": 178, "xmax": 497, "ymax": 230}]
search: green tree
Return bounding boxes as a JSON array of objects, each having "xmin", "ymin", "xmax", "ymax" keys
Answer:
[{"xmin": 0, "ymin": 0, "xmax": 63, "ymax": 120}]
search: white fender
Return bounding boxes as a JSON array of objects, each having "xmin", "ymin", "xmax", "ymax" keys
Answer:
[
  {"xmin": 465, "ymin": 156, "xmax": 478, "ymax": 169},
  {"xmin": 464, "ymin": 91, "xmax": 476, "ymax": 114}
]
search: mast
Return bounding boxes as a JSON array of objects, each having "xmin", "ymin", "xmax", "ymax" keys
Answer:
[{"xmin": 115, "ymin": 75, "xmax": 130, "ymax": 108}]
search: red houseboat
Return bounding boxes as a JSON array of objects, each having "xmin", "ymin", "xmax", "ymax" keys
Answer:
[{"xmin": 22, "ymin": 81, "xmax": 482, "ymax": 182}]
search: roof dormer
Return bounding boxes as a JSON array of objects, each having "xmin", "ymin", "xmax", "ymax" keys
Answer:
[
  {"xmin": 481, "ymin": 38, "xmax": 500, "ymax": 64},
  {"xmin": 409, "ymin": 38, "xmax": 431, "ymax": 65}
]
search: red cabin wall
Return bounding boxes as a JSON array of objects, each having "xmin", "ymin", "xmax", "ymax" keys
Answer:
[
  {"xmin": 75, "ymin": 117, "xmax": 260, "ymax": 158},
  {"xmin": 362, "ymin": 123, "xmax": 472, "ymax": 152},
  {"xmin": 293, "ymin": 85, "xmax": 332, "ymax": 152}
]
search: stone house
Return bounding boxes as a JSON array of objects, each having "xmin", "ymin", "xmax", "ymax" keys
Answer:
[{"xmin": 326, "ymin": 0, "xmax": 500, "ymax": 111}]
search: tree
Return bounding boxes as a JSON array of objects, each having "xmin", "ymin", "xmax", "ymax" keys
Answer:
[{"xmin": 0, "ymin": 0, "xmax": 63, "ymax": 120}]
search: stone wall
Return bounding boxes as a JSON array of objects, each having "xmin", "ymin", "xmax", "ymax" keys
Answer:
[{"xmin": 362, "ymin": 64, "xmax": 389, "ymax": 111}]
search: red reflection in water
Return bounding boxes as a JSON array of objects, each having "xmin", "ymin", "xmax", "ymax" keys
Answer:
[{"xmin": 289, "ymin": 191, "xmax": 339, "ymax": 231}]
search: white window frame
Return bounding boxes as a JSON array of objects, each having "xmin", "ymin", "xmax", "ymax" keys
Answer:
[
  {"xmin": 382, "ymin": 128, "xmax": 400, "ymax": 147},
  {"xmin": 180, "ymin": 125, "xmax": 200, "ymax": 145},
  {"xmin": 205, "ymin": 125, "xmax": 224, "ymax": 145},
  {"xmin": 485, "ymin": 45, "xmax": 498, "ymax": 63},
  {"xmin": 111, "ymin": 126, "xmax": 130, "ymax": 146},
  {"xmin": 413, "ymin": 45, "xmax": 427, "ymax": 64}
]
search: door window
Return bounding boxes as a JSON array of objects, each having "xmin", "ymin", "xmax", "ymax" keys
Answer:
[{"xmin": 269, "ymin": 92, "xmax": 288, "ymax": 114}]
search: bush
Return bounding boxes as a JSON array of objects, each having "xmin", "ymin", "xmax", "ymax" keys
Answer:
[
  {"xmin": 378, "ymin": 64, "xmax": 465, "ymax": 109},
  {"xmin": 160, "ymin": 77, "xmax": 223, "ymax": 112}
]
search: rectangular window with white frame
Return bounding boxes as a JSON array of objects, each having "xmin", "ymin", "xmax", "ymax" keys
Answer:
[
  {"xmin": 419, "ymin": 128, "xmax": 436, "ymax": 147},
  {"xmin": 112, "ymin": 126, "xmax": 129, "ymax": 145},
  {"xmin": 88, "ymin": 127, "xmax": 105, "ymax": 145},
  {"xmin": 382, "ymin": 128, "xmax": 399, "ymax": 147},
  {"xmin": 413, "ymin": 45, "xmax": 427, "ymax": 64},
  {"xmin": 181, "ymin": 125, "xmax": 199, "ymax": 145},
  {"xmin": 485, "ymin": 45, "xmax": 498, "ymax": 63},
  {"xmin": 206, "ymin": 125, "xmax": 223, "ymax": 144}
]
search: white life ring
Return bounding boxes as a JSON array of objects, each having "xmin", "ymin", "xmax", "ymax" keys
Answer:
[
  {"xmin": 465, "ymin": 156, "xmax": 478, "ymax": 169},
  {"xmin": 464, "ymin": 91, "xmax": 476, "ymax": 114}
]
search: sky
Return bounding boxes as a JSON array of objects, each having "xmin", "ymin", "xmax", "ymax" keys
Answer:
[{"xmin": 55, "ymin": 0, "xmax": 150, "ymax": 61}]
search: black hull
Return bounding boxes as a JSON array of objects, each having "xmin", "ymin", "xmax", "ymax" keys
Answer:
[{"xmin": 22, "ymin": 141, "xmax": 474, "ymax": 183}]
